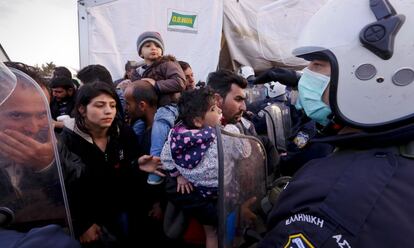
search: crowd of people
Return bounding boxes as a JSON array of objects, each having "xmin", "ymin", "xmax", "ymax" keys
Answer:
[
  {"xmin": 1, "ymin": 0, "xmax": 414, "ymax": 247},
  {"xmin": 1, "ymin": 30, "xmax": 271, "ymax": 248}
]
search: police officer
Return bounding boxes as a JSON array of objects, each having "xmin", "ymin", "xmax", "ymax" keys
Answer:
[
  {"xmin": 259, "ymin": 0, "xmax": 414, "ymax": 247},
  {"xmin": 254, "ymin": 50, "xmax": 338, "ymax": 176}
]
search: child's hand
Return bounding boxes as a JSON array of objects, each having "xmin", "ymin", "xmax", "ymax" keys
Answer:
[
  {"xmin": 240, "ymin": 196, "xmax": 258, "ymax": 225},
  {"xmin": 138, "ymin": 155, "xmax": 166, "ymax": 177},
  {"xmin": 148, "ymin": 201, "xmax": 163, "ymax": 221},
  {"xmin": 80, "ymin": 223, "xmax": 102, "ymax": 243},
  {"xmin": 177, "ymin": 175, "xmax": 193, "ymax": 194},
  {"xmin": 142, "ymin": 78, "xmax": 156, "ymax": 86}
]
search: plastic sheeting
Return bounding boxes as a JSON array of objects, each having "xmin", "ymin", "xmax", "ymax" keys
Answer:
[
  {"xmin": 217, "ymin": 128, "xmax": 267, "ymax": 247},
  {"xmin": 78, "ymin": 0, "xmax": 328, "ymax": 80},
  {"xmin": 0, "ymin": 67, "xmax": 73, "ymax": 235},
  {"xmin": 222, "ymin": 0, "xmax": 329, "ymax": 73},
  {"xmin": 78, "ymin": 0, "xmax": 223, "ymax": 81}
]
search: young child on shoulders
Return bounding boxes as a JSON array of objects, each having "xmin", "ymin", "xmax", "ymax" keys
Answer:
[
  {"xmin": 132, "ymin": 31, "xmax": 186, "ymax": 185},
  {"xmin": 161, "ymin": 87, "xmax": 222, "ymax": 248}
]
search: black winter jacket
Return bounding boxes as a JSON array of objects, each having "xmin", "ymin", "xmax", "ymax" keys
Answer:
[{"xmin": 59, "ymin": 119, "xmax": 141, "ymax": 237}]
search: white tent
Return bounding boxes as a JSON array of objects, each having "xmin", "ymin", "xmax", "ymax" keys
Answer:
[{"xmin": 78, "ymin": 0, "xmax": 327, "ymax": 81}]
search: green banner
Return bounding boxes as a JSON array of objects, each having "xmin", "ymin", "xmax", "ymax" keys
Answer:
[{"xmin": 169, "ymin": 12, "xmax": 197, "ymax": 28}]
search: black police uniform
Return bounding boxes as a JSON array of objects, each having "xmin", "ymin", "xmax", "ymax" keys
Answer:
[
  {"xmin": 279, "ymin": 103, "xmax": 335, "ymax": 176},
  {"xmin": 259, "ymin": 126, "xmax": 414, "ymax": 247}
]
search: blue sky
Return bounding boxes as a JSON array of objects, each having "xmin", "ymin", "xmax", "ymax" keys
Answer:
[{"xmin": 0, "ymin": 0, "xmax": 79, "ymax": 70}]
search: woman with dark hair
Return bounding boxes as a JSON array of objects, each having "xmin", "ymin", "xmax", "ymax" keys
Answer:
[
  {"xmin": 76, "ymin": 64, "xmax": 127, "ymax": 120},
  {"xmin": 59, "ymin": 81, "xmax": 141, "ymax": 246}
]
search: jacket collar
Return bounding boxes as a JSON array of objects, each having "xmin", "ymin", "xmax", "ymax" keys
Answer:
[{"xmin": 63, "ymin": 118, "xmax": 94, "ymax": 144}]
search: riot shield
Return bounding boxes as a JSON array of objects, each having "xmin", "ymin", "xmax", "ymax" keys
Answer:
[
  {"xmin": 0, "ymin": 65, "xmax": 73, "ymax": 236},
  {"xmin": 217, "ymin": 127, "xmax": 267, "ymax": 248},
  {"xmin": 245, "ymin": 85, "xmax": 267, "ymax": 106},
  {"xmin": 0, "ymin": 63, "xmax": 16, "ymax": 105},
  {"xmin": 262, "ymin": 103, "xmax": 292, "ymax": 152}
]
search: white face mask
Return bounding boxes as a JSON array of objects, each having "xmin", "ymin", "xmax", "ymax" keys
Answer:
[{"xmin": 295, "ymin": 68, "xmax": 332, "ymax": 126}]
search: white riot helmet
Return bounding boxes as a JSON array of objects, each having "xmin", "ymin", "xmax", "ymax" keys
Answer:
[
  {"xmin": 293, "ymin": 0, "xmax": 413, "ymax": 131},
  {"xmin": 238, "ymin": 65, "xmax": 256, "ymax": 84},
  {"xmin": 264, "ymin": 81, "xmax": 286, "ymax": 98}
]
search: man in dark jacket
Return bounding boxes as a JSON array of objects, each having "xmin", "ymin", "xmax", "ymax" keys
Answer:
[
  {"xmin": 49, "ymin": 77, "xmax": 76, "ymax": 120},
  {"xmin": 259, "ymin": 0, "xmax": 414, "ymax": 247}
]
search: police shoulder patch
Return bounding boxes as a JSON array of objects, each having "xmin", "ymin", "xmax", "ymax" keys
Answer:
[{"xmin": 284, "ymin": 233, "xmax": 315, "ymax": 248}]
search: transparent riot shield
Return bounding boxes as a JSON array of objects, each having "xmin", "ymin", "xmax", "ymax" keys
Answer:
[
  {"xmin": 217, "ymin": 126, "xmax": 267, "ymax": 248},
  {"xmin": 245, "ymin": 85, "xmax": 267, "ymax": 105},
  {"xmin": 262, "ymin": 103, "xmax": 292, "ymax": 152},
  {"xmin": 0, "ymin": 64, "xmax": 73, "ymax": 236}
]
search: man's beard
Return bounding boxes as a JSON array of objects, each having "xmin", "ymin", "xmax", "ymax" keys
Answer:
[
  {"xmin": 55, "ymin": 95, "xmax": 72, "ymax": 103},
  {"xmin": 228, "ymin": 111, "xmax": 243, "ymax": 124}
]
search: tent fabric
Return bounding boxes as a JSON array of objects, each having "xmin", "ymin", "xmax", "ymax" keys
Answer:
[
  {"xmin": 221, "ymin": 0, "xmax": 328, "ymax": 74},
  {"xmin": 78, "ymin": 0, "xmax": 328, "ymax": 80},
  {"xmin": 79, "ymin": 0, "xmax": 223, "ymax": 81}
]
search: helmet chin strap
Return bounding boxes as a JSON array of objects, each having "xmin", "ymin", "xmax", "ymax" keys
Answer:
[{"xmin": 316, "ymin": 114, "xmax": 343, "ymax": 136}]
